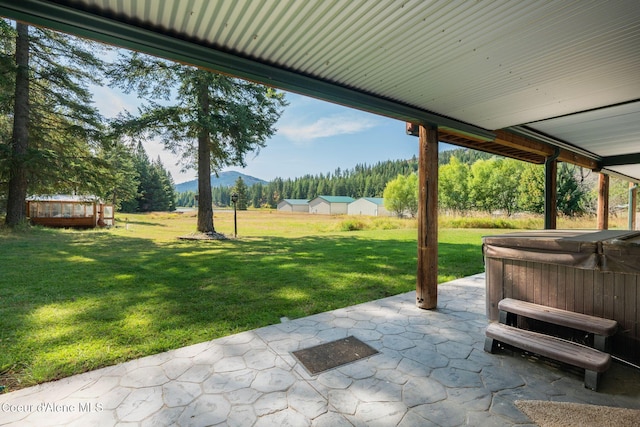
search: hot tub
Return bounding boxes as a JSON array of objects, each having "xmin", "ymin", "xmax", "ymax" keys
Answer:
[{"xmin": 483, "ymin": 230, "xmax": 640, "ymax": 366}]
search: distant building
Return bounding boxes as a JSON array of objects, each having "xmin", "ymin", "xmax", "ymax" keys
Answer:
[
  {"xmin": 277, "ymin": 199, "xmax": 309, "ymax": 213},
  {"xmin": 348, "ymin": 197, "xmax": 391, "ymax": 217},
  {"xmin": 309, "ymin": 196, "xmax": 355, "ymax": 215},
  {"xmin": 26, "ymin": 195, "xmax": 114, "ymax": 228}
]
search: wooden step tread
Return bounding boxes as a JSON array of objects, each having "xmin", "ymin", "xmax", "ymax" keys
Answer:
[
  {"xmin": 498, "ymin": 298, "xmax": 618, "ymax": 336},
  {"xmin": 485, "ymin": 323, "xmax": 611, "ymax": 372}
]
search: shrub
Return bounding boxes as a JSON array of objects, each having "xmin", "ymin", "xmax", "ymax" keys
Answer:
[
  {"xmin": 440, "ymin": 217, "xmax": 518, "ymax": 229},
  {"xmin": 339, "ymin": 218, "xmax": 366, "ymax": 231},
  {"xmin": 370, "ymin": 218, "xmax": 395, "ymax": 230}
]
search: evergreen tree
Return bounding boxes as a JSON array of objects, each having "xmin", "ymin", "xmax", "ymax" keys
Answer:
[
  {"xmin": 119, "ymin": 144, "xmax": 175, "ymax": 212},
  {"xmin": 251, "ymin": 182, "xmax": 264, "ymax": 208},
  {"xmin": 1, "ymin": 21, "xmax": 106, "ymax": 226},
  {"xmin": 97, "ymin": 139, "xmax": 139, "ymax": 210},
  {"xmin": 266, "ymin": 183, "xmax": 276, "ymax": 208},
  {"xmin": 232, "ymin": 176, "xmax": 248, "ymax": 210},
  {"xmin": 108, "ymin": 51, "xmax": 287, "ymax": 234},
  {"xmin": 439, "ymin": 147, "xmax": 495, "ymax": 165},
  {"xmin": 557, "ymin": 163, "xmax": 586, "ymax": 217},
  {"xmin": 148, "ymin": 157, "xmax": 176, "ymax": 211},
  {"xmin": 176, "ymin": 190, "xmax": 197, "ymax": 208}
]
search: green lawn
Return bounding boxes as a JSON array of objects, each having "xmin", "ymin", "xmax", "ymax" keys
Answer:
[{"xmin": 0, "ymin": 211, "xmax": 487, "ymax": 391}]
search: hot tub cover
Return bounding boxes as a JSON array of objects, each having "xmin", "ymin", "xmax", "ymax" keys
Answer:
[
  {"xmin": 482, "ymin": 230, "xmax": 637, "ymax": 271},
  {"xmin": 601, "ymin": 232, "xmax": 640, "ymax": 274}
]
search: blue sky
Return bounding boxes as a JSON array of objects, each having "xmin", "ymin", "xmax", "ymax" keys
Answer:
[{"xmin": 92, "ymin": 83, "xmax": 451, "ymax": 185}]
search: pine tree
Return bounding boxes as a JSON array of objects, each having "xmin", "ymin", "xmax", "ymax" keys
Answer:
[
  {"xmin": 108, "ymin": 52, "xmax": 287, "ymax": 234},
  {"xmin": 119, "ymin": 144, "xmax": 175, "ymax": 212},
  {"xmin": 557, "ymin": 163, "xmax": 586, "ymax": 217},
  {"xmin": 232, "ymin": 176, "xmax": 249, "ymax": 210},
  {"xmin": 98, "ymin": 139, "xmax": 139, "ymax": 209},
  {"xmin": 251, "ymin": 183, "xmax": 264, "ymax": 208},
  {"xmin": 2, "ymin": 21, "xmax": 106, "ymax": 226}
]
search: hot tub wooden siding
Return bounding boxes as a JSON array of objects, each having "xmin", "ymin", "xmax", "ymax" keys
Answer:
[{"xmin": 484, "ymin": 230, "xmax": 640, "ymax": 366}]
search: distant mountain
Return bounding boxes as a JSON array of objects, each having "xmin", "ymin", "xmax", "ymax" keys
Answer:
[{"xmin": 175, "ymin": 171, "xmax": 267, "ymax": 193}]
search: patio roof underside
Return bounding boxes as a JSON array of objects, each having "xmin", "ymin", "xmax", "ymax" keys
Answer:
[{"xmin": 2, "ymin": 0, "xmax": 640, "ymax": 180}]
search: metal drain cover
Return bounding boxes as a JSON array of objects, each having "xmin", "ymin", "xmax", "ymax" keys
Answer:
[{"xmin": 292, "ymin": 336, "xmax": 379, "ymax": 375}]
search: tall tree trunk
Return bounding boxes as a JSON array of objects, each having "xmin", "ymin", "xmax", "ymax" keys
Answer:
[
  {"xmin": 5, "ymin": 23, "xmax": 30, "ymax": 227},
  {"xmin": 196, "ymin": 78, "xmax": 215, "ymax": 233}
]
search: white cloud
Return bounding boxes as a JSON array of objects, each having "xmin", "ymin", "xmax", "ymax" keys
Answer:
[
  {"xmin": 91, "ymin": 85, "xmax": 139, "ymax": 119},
  {"xmin": 277, "ymin": 114, "xmax": 379, "ymax": 142}
]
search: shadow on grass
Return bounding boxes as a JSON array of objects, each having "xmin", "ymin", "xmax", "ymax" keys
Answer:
[
  {"xmin": 0, "ymin": 228, "xmax": 483, "ymax": 389},
  {"xmin": 117, "ymin": 219, "xmax": 169, "ymax": 227}
]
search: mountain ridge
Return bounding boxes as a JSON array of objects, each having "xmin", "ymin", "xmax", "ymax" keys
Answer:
[{"xmin": 175, "ymin": 171, "xmax": 267, "ymax": 193}]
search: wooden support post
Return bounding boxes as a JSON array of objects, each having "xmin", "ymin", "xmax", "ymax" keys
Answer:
[
  {"xmin": 630, "ymin": 182, "xmax": 638, "ymax": 231},
  {"xmin": 544, "ymin": 153, "xmax": 559, "ymax": 230},
  {"xmin": 417, "ymin": 124, "xmax": 438, "ymax": 310},
  {"xmin": 597, "ymin": 173, "xmax": 609, "ymax": 230}
]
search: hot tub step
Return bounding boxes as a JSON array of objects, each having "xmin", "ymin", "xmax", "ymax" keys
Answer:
[
  {"xmin": 484, "ymin": 322, "xmax": 611, "ymax": 391},
  {"xmin": 497, "ymin": 298, "xmax": 618, "ymax": 352}
]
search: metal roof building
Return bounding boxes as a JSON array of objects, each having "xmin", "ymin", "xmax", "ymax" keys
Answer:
[
  {"xmin": 309, "ymin": 196, "xmax": 355, "ymax": 215},
  {"xmin": 348, "ymin": 197, "xmax": 392, "ymax": 217},
  {"xmin": 276, "ymin": 198, "xmax": 310, "ymax": 213}
]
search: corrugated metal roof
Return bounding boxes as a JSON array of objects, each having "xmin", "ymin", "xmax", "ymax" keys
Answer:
[
  {"xmin": 49, "ymin": 1, "xmax": 640, "ymax": 125},
  {"xmin": 362, "ymin": 198, "xmax": 385, "ymax": 206},
  {"xmin": 2, "ymin": 0, "xmax": 640, "ymax": 181},
  {"xmin": 315, "ymin": 196, "xmax": 355, "ymax": 204},
  {"xmin": 27, "ymin": 194, "xmax": 102, "ymax": 202},
  {"xmin": 282, "ymin": 199, "xmax": 309, "ymax": 205},
  {"xmin": 527, "ymin": 102, "xmax": 640, "ymax": 158}
]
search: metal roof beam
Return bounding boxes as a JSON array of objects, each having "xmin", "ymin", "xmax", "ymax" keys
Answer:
[
  {"xmin": 505, "ymin": 127, "xmax": 600, "ymax": 170},
  {"xmin": 408, "ymin": 123, "xmax": 601, "ymax": 168},
  {"xmin": 601, "ymin": 153, "xmax": 640, "ymax": 167}
]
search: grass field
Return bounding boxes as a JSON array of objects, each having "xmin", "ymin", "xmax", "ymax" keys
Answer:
[{"xmin": 0, "ymin": 209, "xmax": 623, "ymax": 392}]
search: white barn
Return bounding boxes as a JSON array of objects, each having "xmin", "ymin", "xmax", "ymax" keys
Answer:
[
  {"xmin": 277, "ymin": 199, "xmax": 309, "ymax": 213},
  {"xmin": 309, "ymin": 196, "xmax": 354, "ymax": 215},
  {"xmin": 348, "ymin": 197, "xmax": 391, "ymax": 217}
]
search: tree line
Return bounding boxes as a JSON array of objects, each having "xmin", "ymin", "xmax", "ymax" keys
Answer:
[
  {"xmin": 436, "ymin": 153, "xmax": 630, "ymax": 217},
  {"xmin": 438, "ymin": 156, "xmax": 586, "ymax": 216},
  {"xmin": 175, "ymin": 158, "xmax": 421, "ymax": 209},
  {"xmin": 175, "ymin": 148, "xmax": 632, "ymax": 219}
]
